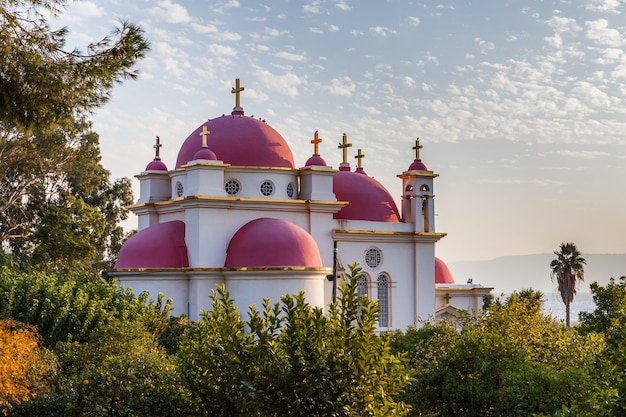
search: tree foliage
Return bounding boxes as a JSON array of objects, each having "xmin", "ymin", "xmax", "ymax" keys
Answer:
[
  {"xmin": 578, "ymin": 276, "xmax": 626, "ymax": 415},
  {"xmin": 0, "ymin": 320, "xmax": 55, "ymax": 415},
  {"xmin": 550, "ymin": 242, "xmax": 586, "ymax": 327},
  {"xmin": 392, "ymin": 293, "xmax": 610, "ymax": 417},
  {"xmin": 177, "ymin": 263, "xmax": 410, "ymax": 416},
  {"xmin": 0, "ymin": 0, "xmax": 148, "ymax": 265},
  {"xmin": 0, "ymin": 266, "xmax": 170, "ymax": 349}
]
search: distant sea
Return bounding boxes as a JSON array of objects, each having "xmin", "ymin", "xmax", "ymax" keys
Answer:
[{"xmin": 541, "ymin": 292, "xmax": 596, "ymax": 324}]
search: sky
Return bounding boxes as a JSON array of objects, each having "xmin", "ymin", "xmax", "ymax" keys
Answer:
[{"xmin": 52, "ymin": 0, "xmax": 626, "ymax": 265}]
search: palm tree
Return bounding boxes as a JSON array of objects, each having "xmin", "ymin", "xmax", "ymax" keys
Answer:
[{"xmin": 550, "ymin": 243, "xmax": 586, "ymax": 327}]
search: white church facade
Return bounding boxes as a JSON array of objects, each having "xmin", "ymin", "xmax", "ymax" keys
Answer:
[{"xmin": 111, "ymin": 79, "xmax": 491, "ymax": 330}]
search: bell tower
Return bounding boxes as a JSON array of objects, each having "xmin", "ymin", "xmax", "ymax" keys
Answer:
[{"xmin": 397, "ymin": 138, "xmax": 439, "ymax": 233}]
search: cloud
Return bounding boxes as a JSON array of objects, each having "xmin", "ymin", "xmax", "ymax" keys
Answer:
[
  {"xmin": 402, "ymin": 76, "xmax": 416, "ymax": 88},
  {"xmin": 71, "ymin": 1, "xmax": 105, "ymax": 17},
  {"xmin": 275, "ymin": 51, "xmax": 307, "ymax": 61},
  {"xmin": 309, "ymin": 27, "xmax": 324, "ymax": 34},
  {"xmin": 304, "ymin": 1, "xmax": 322, "ymax": 13},
  {"xmin": 323, "ymin": 76, "xmax": 356, "ymax": 96},
  {"xmin": 555, "ymin": 150, "xmax": 610, "ymax": 158},
  {"xmin": 255, "ymin": 69, "xmax": 303, "ymax": 97},
  {"xmin": 150, "ymin": 0, "xmax": 192, "ymax": 24},
  {"xmin": 207, "ymin": 44, "xmax": 238, "ymax": 56},
  {"xmin": 369, "ymin": 26, "xmax": 399, "ymax": 37},
  {"xmin": 474, "ymin": 37, "xmax": 495, "ymax": 53},
  {"xmin": 408, "ymin": 16, "xmax": 421, "ymax": 26},
  {"xmin": 327, "ymin": 24, "xmax": 340, "ymax": 32},
  {"xmin": 585, "ymin": 19, "xmax": 625, "ymax": 47},
  {"xmin": 585, "ymin": 0, "xmax": 623, "ymax": 13},
  {"xmin": 335, "ymin": 1, "xmax": 351, "ymax": 11},
  {"xmin": 212, "ymin": 0, "xmax": 241, "ymax": 14},
  {"xmin": 265, "ymin": 27, "xmax": 290, "ymax": 37}
]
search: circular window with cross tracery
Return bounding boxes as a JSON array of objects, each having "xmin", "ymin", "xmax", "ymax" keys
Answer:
[
  {"xmin": 364, "ymin": 248, "xmax": 382, "ymax": 269},
  {"xmin": 225, "ymin": 179, "xmax": 240, "ymax": 195},
  {"xmin": 260, "ymin": 180, "xmax": 274, "ymax": 196}
]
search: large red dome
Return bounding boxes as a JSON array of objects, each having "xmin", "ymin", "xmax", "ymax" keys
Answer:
[
  {"xmin": 115, "ymin": 221, "xmax": 189, "ymax": 269},
  {"xmin": 435, "ymin": 257, "xmax": 455, "ymax": 284},
  {"xmin": 225, "ymin": 218, "xmax": 323, "ymax": 268},
  {"xmin": 176, "ymin": 115, "xmax": 295, "ymax": 169},
  {"xmin": 333, "ymin": 170, "xmax": 401, "ymax": 222}
]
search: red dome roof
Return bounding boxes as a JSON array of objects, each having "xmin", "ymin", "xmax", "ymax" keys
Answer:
[
  {"xmin": 435, "ymin": 257, "xmax": 455, "ymax": 284},
  {"xmin": 115, "ymin": 221, "xmax": 189, "ymax": 269},
  {"xmin": 176, "ymin": 115, "xmax": 295, "ymax": 169},
  {"xmin": 408, "ymin": 159, "xmax": 428, "ymax": 171},
  {"xmin": 304, "ymin": 154, "xmax": 328, "ymax": 167},
  {"xmin": 225, "ymin": 218, "xmax": 323, "ymax": 268},
  {"xmin": 145, "ymin": 157, "xmax": 168, "ymax": 171},
  {"xmin": 333, "ymin": 170, "xmax": 401, "ymax": 222},
  {"xmin": 192, "ymin": 146, "xmax": 217, "ymax": 161}
]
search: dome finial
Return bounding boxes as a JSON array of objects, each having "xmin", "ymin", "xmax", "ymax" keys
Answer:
[
  {"xmin": 199, "ymin": 125, "xmax": 210, "ymax": 147},
  {"xmin": 311, "ymin": 130, "xmax": 322, "ymax": 155},
  {"xmin": 413, "ymin": 137, "xmax": 423, "ymax": 160},
  {"xmin": 338, "ymin": 133, "xmax": 352, "ymax": 164},
  {"xmin": 231, "ymin": 77, "xmax": 245, "ymax": 108},
  {"xmin": 154, "ymin": 136, "xmax": 162, "ymax": 158}
]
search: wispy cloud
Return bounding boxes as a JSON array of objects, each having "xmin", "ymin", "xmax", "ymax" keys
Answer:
[{"xmin": 370, "ymin": 26, "xmax": 399, "ymax": 37}]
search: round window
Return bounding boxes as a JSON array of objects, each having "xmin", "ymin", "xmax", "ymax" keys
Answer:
[
  {"xmin": 286, "ymin": 182, "xmax": 294, "ymax": 198},
  {"xmin": 364, "ymin": 248, "xmax": 382, "ymax": 269},
  {"xmin": 260, "ymin": 180, "xmax": 274, "ymax": 196},
  {"xmin": 176, "ymin": 182, "xmax": 184, "ymax": 197},
  {"xmin": 225, "ymin": 179, "xmax": 240, "ymax": 195}
]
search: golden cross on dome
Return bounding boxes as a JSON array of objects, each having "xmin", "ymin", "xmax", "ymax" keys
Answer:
[
  {"xmin": 231, "ymin": 78, "xmax": 245, "ymax": 108},
  {"xmin": 153, "ymin": 136, "xmax": 162, "ymax": 158},
  {"xmin": 338, "ymin": 133, "xmax": 352, "ymax": 164},
  {"xmin": 311, "ymin": 130, "xmax": 322, "ymax": 155},
  {"xmin": 413, "ymin": 138, "xmax": 423, "ymax": 159},
  {"xmin": 199, "ymin": 125, "xmax": 210, "ymax": 147},
  {"xmin": 355, "ymin": 148, "xmax": 365, "ymax": 168}
]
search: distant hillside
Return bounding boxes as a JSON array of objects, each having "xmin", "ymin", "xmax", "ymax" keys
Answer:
[{"xmin": 447, "ymin": 253, "xmax": 626, "ymax": 295}]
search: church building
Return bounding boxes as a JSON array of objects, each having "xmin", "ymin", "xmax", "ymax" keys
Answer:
[{"xmin": 112, "ymin": 79, "xmax": 491, "ymax": 330}]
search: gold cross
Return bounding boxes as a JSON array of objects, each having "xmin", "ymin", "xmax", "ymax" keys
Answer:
[
  {"xmin": 338, "ymin": 133, "xmax": 352, "ymax": 164},
  {"xmin": 153, "ymin": 136, "xmax": 162, "ymax": 157},
  {"xmin": 311, "ymin": 130, "xmax": 322, "ymax": 154},
  {"xmin": 231, "ymin": 78, "xmax": 245, "ymax": 108},
  {"xmin": 199, "ymin": 125, "xmax": 210, "ymax": 147},
  {"xmin": 355, "ymin": 148, "xmax": 365, "ymax": 168},
  {"xmin": 443, "ymin": 293, "xmax": 451, "ymax": 304},
  {"xmin": 413, "ymin": 138, "xmax": 423, "ymax": 159}
]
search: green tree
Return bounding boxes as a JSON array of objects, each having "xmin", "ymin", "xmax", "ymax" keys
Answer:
[
  {"xmin": 550, "ymin": 243, "xmax": 586, "ymax": 327},
  {"xmin": 10, "ymin": 320, "xmax": 194, "ymax": 417},
  {"xmin": 0, "ymin": 266, "xmax": 170, "ymax": 349},
  {"xmin": 177, "ymin": 263, "xmax": 410, "ymax": 416},
  {"xmin": 578, "ymin": 276, "xmax": 626, "ymax": 415},
  {"xmin": 392, "ymin": 293, "xmax": 611, "ymax": 417},
  {"xmin": 0, "ymin": 0, "xmax": 148, "ymax": 264}
]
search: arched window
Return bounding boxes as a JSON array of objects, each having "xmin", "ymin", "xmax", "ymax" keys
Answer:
[
  {"xmin": 357, "ymin": 273, "xmax": 369, "ymax": 299},
  {"xmin": 377, "ymin": 274, "xmax": 390, "ymax": 327}
]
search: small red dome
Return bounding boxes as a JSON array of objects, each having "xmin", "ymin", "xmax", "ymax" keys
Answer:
[
  {"xmin": 225, "ymin": 218, "xmax": 323, "ymax": 268},
  {"xmin": 304, "ymin": 154, "xmax": 327, "ymax": 167},
  {"xmin": 333, "ymin": 171, "xmax": 401, "ymax": 222},
  {"xmin": 176, "ymin": 115, "xmax": 295, "ymax": 168},
  {"xmin": 145, "ymin": 157, "xmax": 168, "ymax": 171},
  {"xmin": 192, "ymin": 147, "xmax": 217, "ymax": 161},
  {"xmin": 408, "ymin": 159, "xmax": 428, "ymax": 171},
  {"xmin": 115, "ymin": 221, "xmax": 189, "ymax": 269},
  {"xmin": 435, "ymin": 257, "xmax": 455, "ymax": 284}
]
